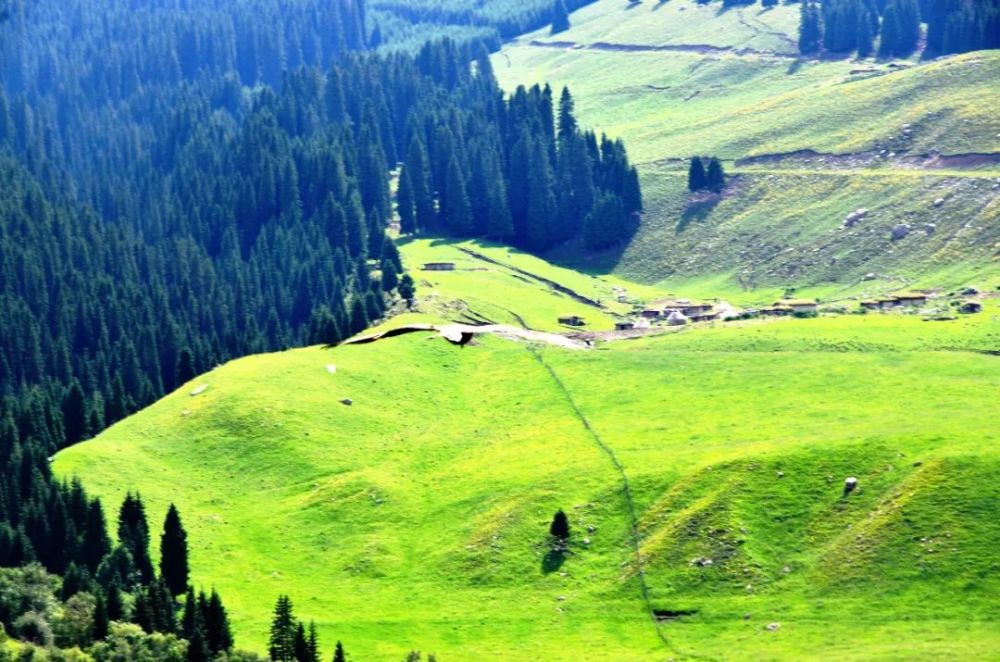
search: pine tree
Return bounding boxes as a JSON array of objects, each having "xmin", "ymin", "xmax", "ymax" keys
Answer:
[
  {"xmin": 82, "ymin": 499, "xmax": 111, "ymax": 573},
  {"xmin": 206, "ymin": 589, "xmax": 234, "ymax": 654},
  {"xmin": 687, "ymin": 157, "xmax": 707, "ymax": 192},
  {"xmin": 799, "ymin": 0, "xmax": 822, "ymax": 54},
  {"xmin": 159, "ymin": 503, "xmax": 190, "ymax": 596},
  {"xmin": 705, "ymin": 157, "xmax": 726, "ymax": 193},
  {"xmin": 93, "ymin": 592, "xmax": 110, "ymax": 641},
  {"xmin": 182, "ymin": 588, "xmax": 200, "ymax": 640},
  {"xmin": 398, "ymin": 274, "xmax": 416, "ymax": 308},
  {"xmin": 269, "ymin": 596, "xmax": 297, "ymax": 662},
  {"xmin": 551, "ymin": 0, "xmax": 571, "ymax": 34},
  {"xmin": 333, "ymin": 641, "xmax": 346, "ymax": 662},
  {"xmin": 118, "ymin": 493, "xmax": 154, "ymax": 584},
  {"xmin": 176, "ymin": 349, "xmax": 196, "ymax": 386},
  {"xmin": 187, "ymin": 625, "xmax": 211, "ymax": 662},
  {"xmin": 857, "ymin": 7, "xmax": 874, "ymax": 56},
  {"xmin": 105, "ymin": 584, "xmax": 125, "ymax": 621},
  {"xmin": 307, "ymin": 621, "xmax": 321, "ymax": 662},
  {"xmin": 442, "ymin": 154, "xmax": 472, "ymax": 236},
  {"xmin": 550, "ymin": 510, "xmax": 570, "ymax": 540},
  {"xmin": 294, "ymin": 621, "xmax": 310, "ymax": 662},
  {"xmin": 396, "ymin": 169, "xmax": 416, "ymax": 234},
  {"xmin": 62, "ymin": 380, "xmax": 87, "ymax": 445},
  {"xmin": 557, "ymin": 87, "xmax": 577, "ymax": 143}
]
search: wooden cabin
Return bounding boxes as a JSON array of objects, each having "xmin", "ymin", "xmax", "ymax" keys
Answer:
[{"xmin": 421, "ymin": 262, "xmax": 455, "ymax": 271}]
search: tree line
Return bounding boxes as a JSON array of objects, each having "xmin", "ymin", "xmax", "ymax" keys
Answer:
[
  {"xmin": 396, "ymin": 62, "xmax": 642, "ymax": 252},
  {"xmin": 799, "ymin": 0, "xmax": 999, "ymax": 57}
]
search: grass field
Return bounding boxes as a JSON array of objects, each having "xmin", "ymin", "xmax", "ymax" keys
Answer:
[
  {"xmin": 54, "ymin": 294, "xmax": 1000, "ymax": 659},
  {"xmin": 492, "ymin": 0, "xmax": 1000, "ymax": 295}
]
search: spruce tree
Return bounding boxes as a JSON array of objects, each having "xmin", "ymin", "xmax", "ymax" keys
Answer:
[
  {"xmin": 293, "ymin": 622, "xmax": 310, "ymax": 662},
  {"xmin": 187, "ymin": 625, "xmax": 211, "ymax": 662},
  {"xmin": 333, "ymin": 641, "xmax": 346, "ymax": 662},
  {"xmin": 396, "ymin": 169, "xmax": 416, "ymax": 234},
  {"xmin": 687, "ymin": 157, "xmax": 707, "ymax": 192},
  {"xmin": 159, "ymin": 503, "xmax": 190, "ymax": 596},
  {"xmin": 82, "ymin": 499, "xmax": 111, "ymax": 573},
  {"xmin": 551, "ymin": 0, "xmax": 571, "ymax": 35},
  {"xmin": 206, "ymin": 589, "xmax": 233, "ymax": 654},
  {"xmin": 118, "ymin": 493, "xmax": 154, "ymax": 584},
  {"xmin": 269, "ymin": 596, "xmax": 296, "ymax": 662},
  {"xmin": 557, "ymin": 87, "xmax": 577, "ymax": 143},
  {"xmin": 857, "ymin": 8, "xmax": 874, "ymax": 57},
  {"xmin": 105, "ymin": 584, "xmax": 125, "ymax": 621},
  {"xmin": 550, "ymin": 510, "xmax": 570, "ymax": 540},
  {"xmin": 93, "ymin": 592, "xmax": 110, "ymax": 641},
  {"xmin": 307, "ymin": 621, "xmax": 321, "ymax": 662},
  {"xmin": 799, "ymin": 0, "xmax": 822, "ymax": 54},
  {"xmin": 706, "ymin": 157, "xmax": 726, "ymax": 193},
  {"xmin": 62, "ymin": 381, "xmax": 87, "ymax": 445},
  {"xmin": 176, "ymin": 349, "xmax": 196, "ymax": 386},
  {"xmin": 442, "ymin": 154, "xmax": 472, "ymax": 236},
  {"xmin": 398, "ymin": 275, "xmax": 416, "ymax": 308}
]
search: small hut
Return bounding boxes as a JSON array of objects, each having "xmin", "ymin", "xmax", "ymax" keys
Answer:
[{"xmin": 558, "ymin": 315, "xmax": 586, "ymax": 326}]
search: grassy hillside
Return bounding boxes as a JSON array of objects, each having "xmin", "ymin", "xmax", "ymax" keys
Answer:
[
  {"xmin": 493, "ymin": 0, "xmax": 1000, "ymax": 295},
  {"xmin": 54, "ymin": 296, "xmax": 1000, "ymax": 659}
]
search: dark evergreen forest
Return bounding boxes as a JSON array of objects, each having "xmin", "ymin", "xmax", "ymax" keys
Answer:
[
  {"xmin": 0, "ymin": 4, "xmax": 639, "ymax": 654},
  {"xmin": 798, "ymin": 0, "xmax": 999, "ymax": 57}
]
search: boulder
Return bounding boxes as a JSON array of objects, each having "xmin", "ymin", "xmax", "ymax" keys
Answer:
[
  {"xmin": 891, "ymin": 223, "xmax": 911, "ymax": 240},
  {"xmin": 765, "ymin": 622, "xmax": 781, "ymax": 632},
  {"xmin": 339, "ymin": 398, "xmax": 353, "ymax": 406},
  {"xmin": 843, "ymin": 476, "xmax": 858, "ymax": 496},
  {"xmin": 843, "ymin": 208, "xmax": 868, "ymax": 228},
  {"xmin": 933, "ymin": 197, "xmax": 945, "ymax": 207},
  {"xmin": 923, "ymin": 223, "xmax": 936, "ymax": 236}
]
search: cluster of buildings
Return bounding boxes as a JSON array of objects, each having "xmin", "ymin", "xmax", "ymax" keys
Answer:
[{"xmin": 859, "ymin": 293, "xmax": 928, "ymax": 310}]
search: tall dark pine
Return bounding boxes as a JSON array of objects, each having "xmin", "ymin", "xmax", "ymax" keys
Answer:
[
  {"xmin": 551, "ymin": 0, "xmax": 571, "ymax": 34},
  {"xmin": 160, "ymin": 503, "xmax": 190, "ymax": 596},
  {"xmin": 333, "ymin": 641, "xmax": 346, "ymax": 662},
  {"xmin": 706, "ymin": 158, "xmax": 726, "ymax": 193},
  {"xmin": 118, "ymin": 493, "xmax": 155, "ymax": 584},
  {"xmin": 799, "ymin": 0, "xmax": 822, "ymax": 54},
  {"xmin": 62, "ymin": 381, "xmax": 88, "ymax": 446},
  {"xmin": 558, "ymin": 87, "xmax": 577, "ymax": 143},
  {"xmin": 82, "ymin": 499, "xmax": 111, "ymax": 573},
  {"xmin": 269, "ymin": 595, "xmax": 297, "ymax": 662},
  {"xmin": 550, "ymin": 510, "xmax": 570, "ymax": 540},
  {"xmin": 687, "ymin": 157, "xmax": 707, "ymax": 192}
]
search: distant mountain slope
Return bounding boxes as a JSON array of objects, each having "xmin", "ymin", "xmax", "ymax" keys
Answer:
[
  {"xmin": 494, "ymin": 0, "xmax": 1000, "ymax": 298},
  {"xmin": 54, "ymin": 301, "xmax": 1000, "ymax": 660}
]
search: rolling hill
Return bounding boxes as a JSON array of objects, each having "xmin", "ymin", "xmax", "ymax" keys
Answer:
[
  {"xmin": 492, "ymin": 0, "xmax": 1000, "ymax": 299},
  {"xmin": 54, "ymin": 253, "xmax": 1000, "ymax": 659}
]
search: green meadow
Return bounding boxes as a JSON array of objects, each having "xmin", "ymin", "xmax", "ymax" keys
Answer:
[{"xmin": 55, "ymin": 285, "xmax": 1000, "ymax": 659}]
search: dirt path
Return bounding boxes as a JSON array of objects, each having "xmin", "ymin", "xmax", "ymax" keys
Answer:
[
  {"xmin": 523, "ymin": 38, "xmax": 796, "ymax": 60},
  {"xmin": 458, "ymin": 247, "xmax": 610, "ymax": 310},
  {"xmin": 735, "ymin": 148, "xmax": 1000, "ymax": 170}
]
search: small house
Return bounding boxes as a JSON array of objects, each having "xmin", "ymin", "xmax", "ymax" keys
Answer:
[
  {"xmin": 877, "ymin": 297, "xmax": 901, "ymax": 310},
  {"xmin": 860, "ymin": 300, "xmax": 880, "ymax": 311},
  {"xmin": 640, "ymin": 309, "xmax": 661, "ymax": 319},
  {"xmin": 421, "ymin": 262, "xmax": 455, "ymax": 271},
  {"xmin": 895, "ymin": 293, "xmax": 928, "ymax": 307},
  {"xmin": 760, "ymin": 306, "xmax": 792, "ymax": 317},
  {"xmin": 775, "ymin": 299, "xmax": 818, "ymax": 315},
  {"xmin": 558, "ymin": 315, "xmax": 586, "ymax": 326},
  {"xmin": 615, "ymin": 321, "xmax": 635, "ymax": 331},
  {"xmin": 681, "ymin": 303, "xmax": 714, "ymax": 317}
]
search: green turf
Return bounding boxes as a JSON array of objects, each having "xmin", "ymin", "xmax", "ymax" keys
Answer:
[
  {"xmin": 492, "ymin": 0, "xmax": 1000, "ymax": 295},
  {"xmin": 54, "ymin": 297, "xmax": 1000, "ymax": 660}
]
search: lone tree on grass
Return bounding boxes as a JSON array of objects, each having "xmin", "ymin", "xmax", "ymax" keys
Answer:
[
  {"xmin": 160, "ymin": 503, "xmax": 190, "ymax": 596},
  {"xmin": 705, "ymin": 157, "xmax": 726, "ymax": 193},
  {"xmin": 398, "ymin": 274, "xmax": 416, "ymax": 308},
  {"xmin": 687, "ymin": 157, "xmax": 706, "ymax": 192},
  {"xmin": 550, "ymin": 509, "xmax": 570, "ymax": 543}
]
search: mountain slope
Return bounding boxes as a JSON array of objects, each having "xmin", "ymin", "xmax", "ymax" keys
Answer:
[
  {"xmin": 54, "ymin": 294, "xmax": 1000, "ymax": 659},
  {"xmin": 493, "ymin": 0, "xmax": 1000, "ymax": 297}
]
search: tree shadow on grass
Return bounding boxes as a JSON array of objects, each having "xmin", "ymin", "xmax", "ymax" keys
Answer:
[
  {"xmin": 677, "ymin": 193, "xmax": 721, "ymax": 233},
  {"xmin": 541, "ymin": 550, "xmax": 566, "ymax": 574}
]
